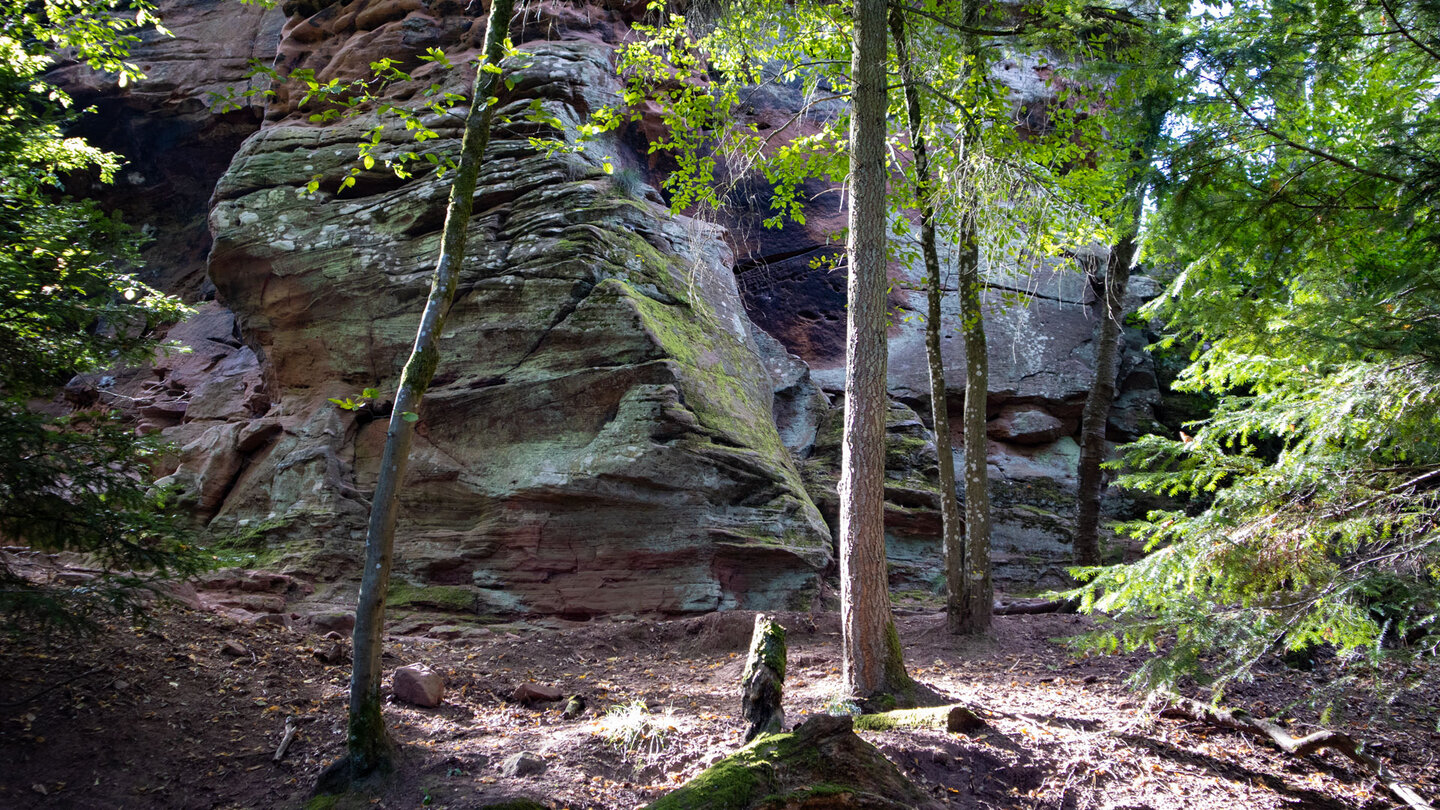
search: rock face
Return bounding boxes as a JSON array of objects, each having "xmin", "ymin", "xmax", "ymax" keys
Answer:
[
  {"xmin": 65, "ymin": 0, "xmax": 1162, "ymax": 614},
  {"xmin": 151, "ymin": 0, "xmax": 830, "ymax": 617}
]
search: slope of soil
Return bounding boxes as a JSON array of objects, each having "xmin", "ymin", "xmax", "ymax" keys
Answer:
[{"xmin": 2, "ymin": 601, "xmax": 1436, "ymax": 809}]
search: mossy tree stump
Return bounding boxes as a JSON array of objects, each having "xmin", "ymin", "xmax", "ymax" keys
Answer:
[
  {"xmin": 644, "ymin": 715, "xmax": 940, "ymax": 810},
  {"xmin": 741, "ymin": 613, "xmax": 787, "ymax": 743}
]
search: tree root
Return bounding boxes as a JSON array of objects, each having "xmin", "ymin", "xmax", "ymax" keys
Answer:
[{"xmin": 1158, "ymin": 693, "xmax": 1434, "ymax": 810}]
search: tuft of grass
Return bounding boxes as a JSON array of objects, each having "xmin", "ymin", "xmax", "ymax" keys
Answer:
[
  {"xmin": 820, "ymin": 693, "xmax": 862, "ymax": 717},
  {"xmin": 593, "ymin": 699, "xmax": 679, "ymax": 759}
]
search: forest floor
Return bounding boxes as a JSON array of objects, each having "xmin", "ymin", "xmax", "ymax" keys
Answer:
[{"xmin": 1, "ymin": 593, "xmax": 1438, "ymax": 810}]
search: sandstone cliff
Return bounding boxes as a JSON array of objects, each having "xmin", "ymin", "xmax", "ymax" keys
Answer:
[{"xmin": 63, "ymin": 0, "xmax": 1161, "ymax": 617}]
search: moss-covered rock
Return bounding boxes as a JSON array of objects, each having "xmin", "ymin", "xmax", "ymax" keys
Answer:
[
  {"xmin": 387, "ymin": 583, "xmax": 477, "ymax": 613},
  {"xmin": 197, "ymin": 37, "xmax": 834, "ymax": 616}
]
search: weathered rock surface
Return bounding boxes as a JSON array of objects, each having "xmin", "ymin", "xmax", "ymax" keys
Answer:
[
  {"xmin": 393, "ymin": 662, "xmax": 445, "ymax": 707},
  {"xmin": 499, "ymin": 751, "xmax": 547, "ymax": 778},
  {"xmin": 60, "ymin": 0, "xmax": 1166, "ymax": 612},
  {"xmin": 194, "ymin": 2, "xmax": 830, "ymax": 616}
]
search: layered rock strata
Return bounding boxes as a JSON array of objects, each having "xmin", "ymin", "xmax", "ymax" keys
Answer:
[
  {"xmin": 198, "ymin": 4, "xmax": 828, "ymax": 616},
  {"xmin": 65, "ymin": 0, "xmax": 1162, "ymax": 616}
]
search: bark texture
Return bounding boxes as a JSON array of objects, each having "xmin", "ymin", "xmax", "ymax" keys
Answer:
[
  {"xmin": 740, "ymin": 614, "xmax": 787, "ymax": 742},
  {"xmin": 331, "ymin": 0, "xmax": 517, "ymax": 785},
  {"xmin": 889, "ymin": 7, "xmax": 967, "ymax": 637},
  {"xmin": 1073, "ymin": 234, "xmax": 1135, "ymax": 566},
  {"xmin": 853, "ymin": 704, "xmax": 987, "ymax": 734},
  {"xmin": 957, "ymin": 225, "xmax": 992, "ymax": 634},
  {"xmin": 952, "ymin": 0, "xmax": 992, "ymax": 635},
  {"xmin": 839, "ymin": 0, "xmax": 913, "ymax": 700},
  {"xmin": 1074, "ymin": 97, "xmax": 1169, "ymax": 567}
]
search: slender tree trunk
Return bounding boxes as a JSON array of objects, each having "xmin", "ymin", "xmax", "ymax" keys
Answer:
[
  {"xmin": 1073, "ymin": 227, "xmax": 1137, "ymax": 566},
  {"xmin": 889, "ymin": 8, "xmax": 966, "ymax": 636},
  {"xmin": 954, "ymin": 0, "xmax": 992, "ymax": 635},
  {"xmin": 1074, "ymin": 98, "xmax": 1168, "ymax": 567},
  {"xmin": 956, "ymin": 220, "xmax": 992, "ymax": 633},
  {"xmin": 322, "ymin": 0, "xmax": 516, "ymax": 788},
  {"xmin": 839, "ymin": 0, "xmax": 913, "ymax": 702}
]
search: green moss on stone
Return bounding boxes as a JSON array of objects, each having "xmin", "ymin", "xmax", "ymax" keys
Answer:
[{"xmin": 387, "ymin": 583, "xmax": 476, "ymax": 613}]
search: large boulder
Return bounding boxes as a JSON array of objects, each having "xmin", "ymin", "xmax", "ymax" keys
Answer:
[{"xmin": 197, "ymin": 10, "xmax": 832, "ymax": 615}]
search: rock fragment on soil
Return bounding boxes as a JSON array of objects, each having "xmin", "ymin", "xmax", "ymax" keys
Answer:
[
  {"xmin": 306, "ymin": 611, "xmax": 355, "ymax": 634},
  {"xmin": 220, "ymin": 641, "xmax": 250, "ymax": 658},
  {"xmin": 513, "ymin": 682, "xmax": 564, "ymax": 705},
  {"xmin": 500, "ymin": 751, "xmax": 547, "ymax": 778},
  {"xmin": 313, "ymin": 640, "xmax": 347, "ymax": 664},
  {"xmin": 393, "ymin": 663, "xmax": 444, "ymax": 707}
]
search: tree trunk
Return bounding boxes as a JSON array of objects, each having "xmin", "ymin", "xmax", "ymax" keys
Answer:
[
  {"xmin": 953, "ymin": 0, "xmax": 992, "ymax": 635},
  {"xmin": 320, "ymin": 0, "xmax": 516, "ymax": 790},
  {"xmin": 889, "ymin": 8, "xmax": 966, "ymax": 636},
  {"xmin": 839, "ymin": 0, "xmax": 913, "ymax": 702},
  {"xmin": 956, "ymin": 221, "xmax": 992, "ymax": 634},
  {"xmin": 1074, "ymin": 97, "xmax": 1169, "ymax": 567},
  {"xmin": 1073, "ymin": 229, "xmax": 1136, "ymax": 566}
]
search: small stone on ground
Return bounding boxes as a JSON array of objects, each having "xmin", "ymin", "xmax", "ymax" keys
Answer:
[
  {"xmin": 393, "ymin": 662, "xmax": 444, "ymax": 707},
  {"xmin": 500, "ymin": 751, "xmax": 546, "ymax": 778}
]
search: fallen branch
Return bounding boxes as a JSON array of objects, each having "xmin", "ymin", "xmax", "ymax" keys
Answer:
[
  {"xmin": 854, "ymin": 704, "xmax": 987, "ymax": 733},
  {"xmin": 273, "ymin": 715, "xmax": 316, "ymax": 763},
  {"xmin": 274, "ymin": 716, "xmax": 299, "ymax": 762},
  {"xmin": 993, "ymin": 597, "xmax": 1078, "ymax": 616},
  {"xmin": 1158, "ymin": 694, "xmax": 1434, "ymax": 810}
]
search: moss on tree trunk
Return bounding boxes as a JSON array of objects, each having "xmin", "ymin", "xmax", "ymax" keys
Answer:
[{"xmin": 741, "ymin": 614, "xmax": 787, "ymax": 742}]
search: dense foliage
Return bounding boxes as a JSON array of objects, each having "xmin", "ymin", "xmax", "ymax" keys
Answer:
[
  {"xmin": 1078, "ymin": 0, "xmax": 1440, "ymax": 711},
  {"xmin": 589, "ymin": 0, "xmax": 1117, "ymax": 260},
  {"xmin": 0, "ymin": 0, "xmax": 194, "ymax": 631}
]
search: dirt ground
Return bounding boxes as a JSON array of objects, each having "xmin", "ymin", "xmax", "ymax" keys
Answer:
[{"xmin": 2, "ymin": 593, "xmax": 1437, "ymax": 810}]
